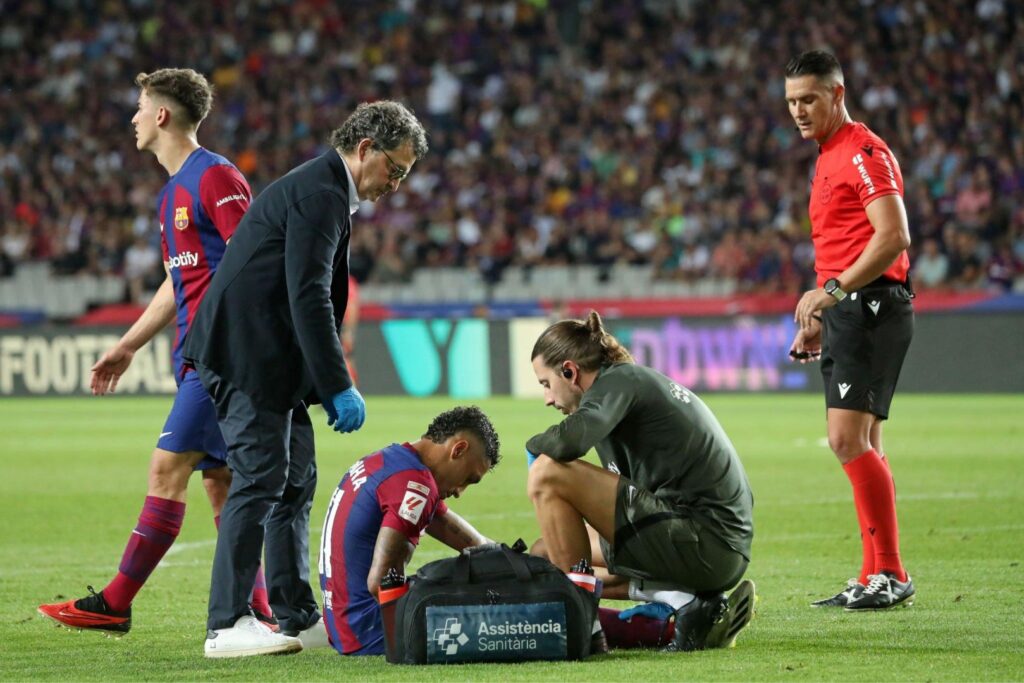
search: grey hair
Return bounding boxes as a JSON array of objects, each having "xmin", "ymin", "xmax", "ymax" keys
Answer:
[{"xmin": 329, "ymin": 101, "xmax": 429, "ymax": 158}]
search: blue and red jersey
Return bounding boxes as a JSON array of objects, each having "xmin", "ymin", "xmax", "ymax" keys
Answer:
[
  {"xmin": 318, "ymin": 443, "xmax": 448, "ymax": 655},
  {"xmin": 156, "ymin": 147, "xmax": 251, "ymax": 378}
]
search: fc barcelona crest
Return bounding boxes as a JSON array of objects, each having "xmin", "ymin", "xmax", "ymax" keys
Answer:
[{"xmin": 174, "ymin": 206, "xmax": 190, "ymax": 230}]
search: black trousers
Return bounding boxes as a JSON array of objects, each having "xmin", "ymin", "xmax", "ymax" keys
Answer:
[{"xmin": 196, "ymin": 364, "xmax": 320, "ymax": 632}]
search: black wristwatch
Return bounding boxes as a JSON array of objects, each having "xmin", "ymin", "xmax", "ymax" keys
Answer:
[{"xmin": 824, "ymin": 277, "xmax": 847, "ymax": 301}]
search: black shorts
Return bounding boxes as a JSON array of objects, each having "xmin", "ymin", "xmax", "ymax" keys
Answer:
[
  {"xmin": 599, "ymin": 477, "xmax": 748, "ymax": 594},
  {"xmin": 820, "ymin": 280, "xmax": 914, "ymax": 420}
]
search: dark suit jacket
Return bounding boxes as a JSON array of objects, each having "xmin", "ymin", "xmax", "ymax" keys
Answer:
[{"xmin": 183, "ymin": 150, "xmax": 353, "ymax": 412}]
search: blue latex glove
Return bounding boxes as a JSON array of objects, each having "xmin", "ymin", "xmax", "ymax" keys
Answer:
[
  {"xmin": 618, "ymin": 601, "xmax": 674, "ymax": 622},
  {"xmin": 525, "ymin": 447, "xmax": 538, "ymax": 468},
  {"xmin": 325, "ymin": 387, "xmax": 366, "ymax": 433}
]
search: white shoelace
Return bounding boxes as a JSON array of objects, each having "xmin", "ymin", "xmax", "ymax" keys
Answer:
[{"xmin": 862, "ymin": 573, "xmax": 891, "ymax": 596}]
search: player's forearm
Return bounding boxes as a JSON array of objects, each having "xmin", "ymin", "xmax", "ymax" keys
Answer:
[
  {"xmin": 426, "ymin": 509, "xmax": 489, "ymax": 551},
  {"xmin": 837, "ymin": 234, "xmax": 908, "ymax": 291},
  {"xmin": 367, "ymin": 528, "xmax": 415, "ymax": 597},
  {"xmin": 119, "ymin": 276, "xmax": 177, "ymax": 352}
]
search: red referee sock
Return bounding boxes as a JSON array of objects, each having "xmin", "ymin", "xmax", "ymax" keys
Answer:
[
  {"xmin": 104, "ymin": 496, "xmax": 185, "ymax": 612},
  {"xmin": 214, "ymin": 514, "xmax": 272, "ymax": 617},
  {"xmin": 854, "ymin": 495, "xmax": 874, "ymax": 586},
  {"xmin": 843, "ymin": 449, "xmax": 907, "ymax": 582}
]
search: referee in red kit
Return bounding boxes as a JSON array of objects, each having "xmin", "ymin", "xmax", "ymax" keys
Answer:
[{"xmin": 785, "ymin": 50, "xmax": 915, "ymax": 611}]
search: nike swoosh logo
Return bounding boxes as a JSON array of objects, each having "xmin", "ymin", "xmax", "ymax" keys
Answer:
[{"xmin": 159, "ymin": 431, "xmax": 173, "ymax": 438}]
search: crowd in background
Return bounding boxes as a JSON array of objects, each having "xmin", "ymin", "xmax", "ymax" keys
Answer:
[{"xmin": 1, "ymin": 0, "xmax": 1022, "ymax": 303}]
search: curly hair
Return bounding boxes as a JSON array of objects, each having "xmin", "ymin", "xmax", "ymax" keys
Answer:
[
  {"xmin": 423, "ymin": 406, "xmax": 501, "ymax": 469},
  {"xmin": 134, "ymin": 68, "xmax": 213, "ymax": 127},
  {"xmin": 532, "ymin": 310, "xmax": 634, "ymax": 372},
  {"xmin": 329, "ymin": 100, "xmax": 428, "ymax": 158}
]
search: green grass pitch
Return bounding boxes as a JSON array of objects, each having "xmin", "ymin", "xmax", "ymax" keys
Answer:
[{"xmin": 1, "ymin": 394, "xmax": 1022, "ymax": 681}]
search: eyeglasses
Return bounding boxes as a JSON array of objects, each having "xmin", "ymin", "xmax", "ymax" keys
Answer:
[{"xmin": 378, "ymin": 147, "xmax": 409, "ymax": 182}]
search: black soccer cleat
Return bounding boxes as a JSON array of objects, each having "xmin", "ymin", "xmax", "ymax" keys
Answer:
[
  {"xmin": 845, "ymin": 572, "xmax": 915, "ymax": 611},
  {"xmin": 811, "ymin": 579, "xmax": 865, "ymax": 608},
  {"xmin": 38, "ymin": 586, "xmax": 131, "ymax": 635},
  {"xmin": 706, "ymin": 579, "xmax": 756, "ymax": 649},
  {"xmin": 662, "ymin": 593, "xmax": 727, "ymax": 652}
]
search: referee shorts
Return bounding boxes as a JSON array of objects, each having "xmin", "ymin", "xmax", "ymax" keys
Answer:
[{"xmin": 820, "ymin": 279, "xmax": 914, "ymax": 420}]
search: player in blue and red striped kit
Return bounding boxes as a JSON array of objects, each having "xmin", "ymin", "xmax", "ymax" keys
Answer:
[
  {"xmin": 38, "ymin": 69, "xmax": 274, "ymax": 636},
  {"xmin": 319, "ymin": 407, "xmax": 501, "ymax": 655}
]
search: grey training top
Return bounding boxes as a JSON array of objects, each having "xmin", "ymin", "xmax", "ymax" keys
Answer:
[{"xmin": 526, "ymin": 363, "xmax": 753, "ymax": 560}]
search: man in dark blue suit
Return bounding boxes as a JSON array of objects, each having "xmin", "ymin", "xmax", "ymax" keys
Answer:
[{"xmin": 184, "ymin": 101, "xmax": 428, "ymax": 658}]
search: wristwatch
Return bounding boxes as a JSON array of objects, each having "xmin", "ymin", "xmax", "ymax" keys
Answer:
[{"xmin": 824, "ymin": 277, "xmax": 847, "ymax": 301}]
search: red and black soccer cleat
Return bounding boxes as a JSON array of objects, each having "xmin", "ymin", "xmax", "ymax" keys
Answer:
[{"xmin": 38, "ymin": 586, "xmax": 131, "ymax": 635}]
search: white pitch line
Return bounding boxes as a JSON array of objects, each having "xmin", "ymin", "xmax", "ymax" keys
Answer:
[
  {"xmin": 163, "ymin": 539, "xmax": 216, "ymax": 557},
  {"xmin": 770, "ymin": 491, "xmax": 989, "ymax": 506},
  {"xmin": 761, "ymin": 523, "xmax": 1024, "ymax": 543}
]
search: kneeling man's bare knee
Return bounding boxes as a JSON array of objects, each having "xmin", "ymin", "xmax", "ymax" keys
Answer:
[{"xmin": 527, "ymin": 454, "xmax": 571, "ymax": 502}]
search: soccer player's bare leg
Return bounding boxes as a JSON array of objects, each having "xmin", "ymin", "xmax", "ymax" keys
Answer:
[
  {"xmin": 527, "ymin": 455, "xmax": 618, "ymax": 572},
  {"xmin": 202, "ymin": 466, "xmax": 230, "ymax": 514},
  {"xmin": 148, "ymin": 447, "xmax": 205, "ymax": 501}
]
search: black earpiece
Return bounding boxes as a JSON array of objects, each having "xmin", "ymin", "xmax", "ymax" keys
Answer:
[{"xmin": 562, "ymin": 367, "xmax": 573, "ymax": 379}]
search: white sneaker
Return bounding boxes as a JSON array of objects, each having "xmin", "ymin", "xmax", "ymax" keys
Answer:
[
  {"xmin": 283, "ymin": 616, "xmax": 331, "ymax": 649},
  {"xmin": 204, "ymin": 615, "xmax": 303, "ymax": 658}
]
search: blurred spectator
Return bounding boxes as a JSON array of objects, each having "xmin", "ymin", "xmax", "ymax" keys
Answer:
[
  {"xmin": 914, "ymin": 238, "xmax": 950, "ymax": 289},
  {"xmin": 986, "ymin": 239, "xmax": 1021, "ymax": 292},
  {"xmin": 0, "ymin": 0, "xmax": 1021, "ymax": 299},
  {"xmin": 123, "ymin": 235, "xmax": 162, "ymax": 304},
  {"xmin": 947, "ymin": 230, "xmax": 986, "ymax": 290}
]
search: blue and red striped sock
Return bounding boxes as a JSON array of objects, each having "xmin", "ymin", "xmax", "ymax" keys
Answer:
[{"xmin": 103, "ymin": 496, "xmax": 185, "ymax": 612}]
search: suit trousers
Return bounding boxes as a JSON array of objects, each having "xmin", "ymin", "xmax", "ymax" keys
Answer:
[{"xmin": 196, "ymin": 364, "xmax": 320, "ymax": 632}]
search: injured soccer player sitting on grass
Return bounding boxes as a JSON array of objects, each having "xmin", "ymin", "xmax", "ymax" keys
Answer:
[
  {"xmin": 318, "ymin": 406, "xmax": 501, "ymax": 656},
  {"xmin": 525, "ymin": 311, "xmax": 757, "ymax": 652}
]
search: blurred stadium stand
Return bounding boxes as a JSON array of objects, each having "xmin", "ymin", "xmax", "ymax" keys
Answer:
[{"xmin": 1, "ymin": 0, "xmax": 1022, "ymax": 320}]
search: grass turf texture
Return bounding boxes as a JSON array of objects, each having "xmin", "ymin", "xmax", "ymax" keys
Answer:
[{"xmin": 1, "ymin": 394, "xmax": 1022, "ymax": 681}]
